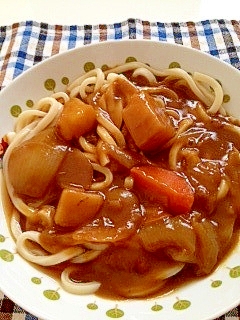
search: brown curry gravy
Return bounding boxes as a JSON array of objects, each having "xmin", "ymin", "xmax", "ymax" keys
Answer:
[{"xmin": 2, "ymin": 73, "xmax": 240, "ymax": 300}]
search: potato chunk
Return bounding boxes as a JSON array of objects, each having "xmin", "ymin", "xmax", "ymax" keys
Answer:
[
  {"xmin": 57, "ymin": 98, "xmax": 96, "ymax": 141},
  {"xmin": 54, "ymin": 189, "xmax": 104, "ymax": 228},
  {"xmin": 123, "ymin": 92, "xmax": 175, "ymax": 151}
]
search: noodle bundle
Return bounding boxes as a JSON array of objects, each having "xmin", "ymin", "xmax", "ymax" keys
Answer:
[{"xmin": 1, "ymin": 61, "xmax": 240, "ymax": 298}]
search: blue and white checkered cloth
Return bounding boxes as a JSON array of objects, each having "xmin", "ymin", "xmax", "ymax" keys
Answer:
[
  {"xmin": 1, "ymin": 18, "xmax": 240, "ymax": 91},
  {"xmin": 0, "ymin": 18, "xmax": 240, "ymax": 320}
]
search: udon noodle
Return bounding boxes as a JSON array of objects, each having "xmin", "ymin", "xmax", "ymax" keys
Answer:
[{"xmin": 1, "ymin": 61, "xmax": 240, "ymax": 298}]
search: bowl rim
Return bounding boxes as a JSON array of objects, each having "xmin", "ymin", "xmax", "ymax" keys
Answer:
[{"xmin": 0, "ymin": 39, "xmax": 240, "ymax": 320}]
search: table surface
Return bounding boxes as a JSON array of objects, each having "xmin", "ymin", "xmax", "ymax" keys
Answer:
[{"xmin": 1, "ymin": 0, "xmax": 240, "ymax": 26}]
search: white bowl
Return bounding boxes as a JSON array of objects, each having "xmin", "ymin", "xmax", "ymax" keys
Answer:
[{"xmin": 0, "ymin": 40, "xmax": 240, "ymax": 320}]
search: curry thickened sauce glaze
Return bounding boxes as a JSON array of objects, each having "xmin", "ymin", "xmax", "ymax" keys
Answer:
[{"xmin": 3, "ymin": 69, "xmax": 240, "ymax": 299}]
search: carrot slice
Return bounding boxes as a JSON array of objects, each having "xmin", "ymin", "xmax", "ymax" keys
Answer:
[{"xmin": 130, "ymin": 166, "xmax": 194, "ymax": 215}]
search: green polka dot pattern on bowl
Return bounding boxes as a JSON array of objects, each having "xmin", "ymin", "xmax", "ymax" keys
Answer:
[
  {"xmin": 84, "ymin": 62, "xmax": 96, "ymax": 72},
  {"xmin": 44, "ymin": 79, "xmax": 56, "ymax": 91},
  {"xmin": 10, "ymin": 105, "xmax": 22, "ymax": 117},
  {"xmin": 8, "ymin": 58, "xmax": 231, "ymax": 119},
  {"xmin": 0, "ymin": 249, "xmax": 14, "ymax": 262}
]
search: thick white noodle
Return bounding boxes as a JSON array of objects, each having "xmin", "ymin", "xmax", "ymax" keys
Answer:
[
  {"xmin": 97, "ymin": 112, "xmax": 126, "ymax": 148},
  {"xmin": 61, "ymin": 266, "xmax": 101, "ymax": 295},
  {"xmin": 96, "ymin": 141, "xmax": 110, "ymax": 167},
  {"xmin": 68, "ymin": 68, "xmax": 105, "ymax": 98},
  {"xmin": 10, "ymin": 208, "xmax": 22, "ymax": 240},
  {"xmin": 104, "ymin": 62, "xmax": 224, "ymax": 110},
  {"xmin": 25, "ymin": 97, "xmax": 63, "ymax": 139},
  {"xmin": 79, "ymin": 76, "xmax": 98, "ymax": 99},
  {"xmin": 155, "ymin": 261, "xmax": 185, "ymax": 280},
  {"xmin": 51, "ymin": 92, "xmax": 70, "ymax": 103},
  {"xmin": 90, "ymin": 163, "xmax": 113, "ymax": 190},
  {"xmin": 217, "ymin": 178, "xmax": 230, "ymax": 200},
  {"xmin": 70, "ymin": 77, "xmax": 97, "ymax": 99},
  {"xmin": 14, "ymin": 110, "xmax": 47, "ymax": 133},
  {"xmin": 168, "ymin": 141, "xmax": 183, "ymax": 170},
  {"xmin": 97, "ymin": 125, "xmax": 117, "ymax": 146},
  {"xmin": 16, "ymin": 231, "xmax": 84, "ymax": 266},
  {"xmin": 193, "ymin": 72, "xmax": 223, "ymax": 114},
  {"xmin": 71, "ymin": 249, "xmax": 102, "ymax": 263},
  {"xmin": 132, "ymin": 67, "xmax": 157, "ymax": 83},
  {"xmin": 3, "ymin": 123, "xmax": 38, "ymax": 217},
  {"xmin": 79, "ymin": 136, "xmax": 97, "ymax": 154},
  {"xmin": 3, "ymin": 97, "xmax": 63, "ymax": 217}
]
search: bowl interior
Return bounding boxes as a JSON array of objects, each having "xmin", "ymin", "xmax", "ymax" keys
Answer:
[{"xmin": 0, "ymin": 40, "xmax": 240, "ymax": 320}]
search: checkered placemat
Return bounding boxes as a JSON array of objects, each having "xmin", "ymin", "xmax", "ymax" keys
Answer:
[{"xmin": 0, "ymin": 18, "xmax": 240, "ymax": 320}]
